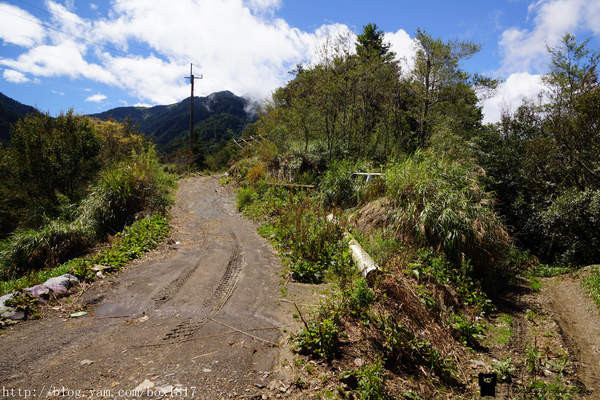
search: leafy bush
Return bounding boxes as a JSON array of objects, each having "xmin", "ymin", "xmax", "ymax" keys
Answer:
[
  {"xmin": 349, "ymin": 278, "xmax": 375, "ymax": 314},
  {"xmin": 448, "ymin": 313, "xmax": 485, "ymax": 348},
  {"xmin": 355, "ymin": 229, "xmax": 404, "ymax": 267},
  {"xmin": 246, "ymin": 163, "xmax": 265, "ymax": 183},
  {"xmin": 319, "ymin": 159, "xmax": 375, "ymax": 208},
  {"xmin": 276, "ymin": 199, "xmax": 347, "ymax": 283},
  {"xmin": 493, "ymin": 357, "xmax": 515, "ymax": 383},
  {"xmin": 377, "ymin": 315, "xmax": 457, "ymax": 382},
  {"xmin": 95, "ymin": 215, "xmax": 170, "ymax": 268},
  {"xmin": 384, "ymin": 150, "xmax": 510, "ymax": 275},
  {"xmin": 345, "ymin": 362, "xmax": 386, "ymax": 400},
  {"xmin": 0, "ymin": 147, "xmax": 174, "ymax": 281},
  {"xmin": 293, "ymin": 315, "xmax": 340, "ymax": 360},
  {"xmin": 540, "ymin": 189, "xmax": 600, "ymax": 266},
  {"xmin": 319, "ymin": 159, "xmax": 359, "ymax": 207},
  {"xmin": 582, "ymin": 266, "xmax": 600, "ymax": 310},
  {"xmin": 236, "ymin": 186, "xmax": 257, "ymax": 211},
  {"xmin": 408, "ymin": 249, "xmax": 494, "ymax": 314}
]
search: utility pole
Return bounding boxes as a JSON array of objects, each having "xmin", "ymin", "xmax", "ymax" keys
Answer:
[{"xmin": 185, "ymin": 63, "xmax": 203, "ymax": 164}]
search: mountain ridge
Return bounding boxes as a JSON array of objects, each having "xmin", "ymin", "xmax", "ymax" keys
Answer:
[
  {"xmin": 0, "ymin": 92, "xmax": 39, "ymax": 142},
  {"xmin": 90, "ymin": 90, "xmax": 256, "ymax": 152}
]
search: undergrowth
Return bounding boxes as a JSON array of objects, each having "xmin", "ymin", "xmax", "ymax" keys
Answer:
[
  {"xmin": 582, "ymin": 266, "xmax": 600, "ymax": 310},
  {"xmin": 238, "ymin": 180, "xmax": 349, "ymax": 283},
  {"xmin": 0, "ymin": 147, "xmax": 175, "ymax": 281},
  {"xmin": 0, "ymin": 215, "xmax": 170, "ymax": 296}
]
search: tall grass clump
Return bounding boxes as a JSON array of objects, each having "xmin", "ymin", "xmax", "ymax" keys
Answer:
[
  {"xmin": 384, "ymin": 150, "xmax": 510, "ymax": 275},
  {"xmin": 78, "ymin": 146, "xmax": 175, "ymax": 237},
  {"xmin": 0, "ymin": 221, "xmax": 94, "ymax": 280}
]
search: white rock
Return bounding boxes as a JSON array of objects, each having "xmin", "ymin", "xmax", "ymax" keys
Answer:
[
  {"xmin": 0, "ymin": 293, "xmax": 14, "ymax": 314},
  {"xmin": 134, "ymin": 379, "xmax": 155, "ymax": 392}
]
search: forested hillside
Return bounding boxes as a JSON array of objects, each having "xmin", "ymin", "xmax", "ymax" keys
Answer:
[
  {"xmin": 91, "ymin": 91, "xmax": 255, "ymax": 165},
  {"xmin": 0, "ymin": 92, "xmax": 38, "ymax": 142}
]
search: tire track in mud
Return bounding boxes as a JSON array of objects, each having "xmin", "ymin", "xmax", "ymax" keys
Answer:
[
  {"xmin": 162, "ymin": 232, "xmax": 242, "ymax": 343},
  {"xmin": 151, "ymin": 222, "xmax": 208, "ymax": 307}
]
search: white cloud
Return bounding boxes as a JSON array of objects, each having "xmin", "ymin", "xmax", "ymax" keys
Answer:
[
  {"xmin": 90, "ymin": 3, "xmax": 98, "ymax": 10},
  {"xmin": 3, "ymin": 69, "xmax": 30, "ymax": 83},
  {"xmin": 84, "ymin": 0, "xmax": 361, "ymax": 103},
  {"xmin": 85, "ymin": 93, "xmax": 106, "ymax": 102},
  {"xmin": 0, "ymin": 1, "xmax": 418, "ymax": 108},
  {"xmin": 498, "ymin": 0, "xmax": 600, "ymax": 74},
  {"xmin": 51, "ymin": 89, "xmax": 65, "ymax": 95},
  {"xmin": 245, "ymin": 0, "xmax": 281, "ymax": 12},
  {"xmin": 0, "ymin": 3, "xmax": 46, "ymax": 47},
  {"xmin": 385, "ymin": 29, "xmax": 417, "ymax": 72},
  {"xmin": 0, "ymin": 41, "xmax": 116, "ymax": 84},
  {"xmin": 481, "ymin": 72, "xmax": 544, "ymax": 123}
]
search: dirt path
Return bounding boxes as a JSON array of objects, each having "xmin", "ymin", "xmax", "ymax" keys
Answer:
[
  {"xmin": 544, "ymin": 272, "xmax": 600, "ymax": 395},
  {"xmin": 0, "ymin": 176, "xmax": 290, "ymax": 399}
]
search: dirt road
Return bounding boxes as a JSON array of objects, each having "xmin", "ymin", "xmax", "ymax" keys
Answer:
[
  {"xmin": 545, "ymin": 271, "xmax": 600, "ymax": 395},
  {"xmin": 0, "ymin": 176, "xmax": 288, "ymax": 399}
]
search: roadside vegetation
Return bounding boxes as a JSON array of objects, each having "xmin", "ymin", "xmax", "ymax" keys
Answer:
[
  {"xmin": 0, "ymin": 112, "xmax": 176, "ymax": 285},
  {"xmin": 226, "ymin": 24, "xmax": 597, "ymax": 398}
]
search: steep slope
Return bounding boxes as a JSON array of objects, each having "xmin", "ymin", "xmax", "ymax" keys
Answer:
[
  {"xmin": 90, "ymin": 91, "xmax": 254, "ymax": 152},
  {"xmin": 0, "ymin": 92, "xmax": 38, "ymax": 142}
]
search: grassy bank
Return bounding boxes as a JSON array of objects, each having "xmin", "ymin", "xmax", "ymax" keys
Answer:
[{"xmin": 0, "ymin": 215, "xmax": 170, "ymax": 296}]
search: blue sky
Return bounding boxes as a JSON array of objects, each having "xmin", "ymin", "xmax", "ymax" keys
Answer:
[{"xmin": 0, "ymin": 0, "xmax": 599, "ymax": 122}]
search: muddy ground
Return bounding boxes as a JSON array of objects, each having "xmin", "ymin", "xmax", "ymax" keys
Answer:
[{"xmin": 0, "ymin": 176, "xmax": 308, "ymax": 399}]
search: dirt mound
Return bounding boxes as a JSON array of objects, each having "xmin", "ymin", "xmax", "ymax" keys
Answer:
[{"xmin": 350, "ymin": 198, "xmax": 397, "ymax": 235}]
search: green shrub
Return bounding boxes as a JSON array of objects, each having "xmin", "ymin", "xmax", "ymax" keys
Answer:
[
  {"xmin": 275, "ymin": 199, "xmax": 347, "ymax": 283},
  {"xmin": 293, "ymin": 315, "xmax": 340, "ymax": 360},
  {"xmin": 352, "ymin": 362, "xmax": 386, "ymax": 400},
  {"xmin": 319, "ymin": 159, "xmax": 359, "ymax": 208},
  {"xmin": 492, "ymin": 357, "xmax": 515, "ymax": 382},
  {"xmin": 384, "ymin": 150, "xmax": 510, "ymax": 275},
  {"xmin": 289, "ymin": 260, "xmax": 327, "ymax": 284},
  {"xmin": 236, "ymin": 186, "xmax": 257, "ymax": 211},
  {"xmin": 355, "ymin": 229, "xmax": 404, "ymax": 267},
  {"xmin": 0, "ymin": 216, "xmax": 169, "ymax": 295},
  {"xmin": 407, "ymin": 249, "xmax": 494, "ymax": 314},
  {"xmin": 377, "ymin": 315, "xmax": 456, "ymax": 382},
  {"xmin": 526, "ymin": 378, "xmax": 576, "ymax": 399},
  {"xmin": 540, "ymin": 189, "xmax": 600, "ymax": 266},
  {"xmin": 96, "ymin": 215, "xmax": 170, "ymax": 268},
  {"xmin": 529, "ymin": 264, "xmax": 572, "ymax": 277},
  {"xmin": 448, "ymin": 313, "xmax": 485, "ymax": 348},
  {"xmin": 349, "ymin": 278, "xmax": 375, "ymax": 314}
]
